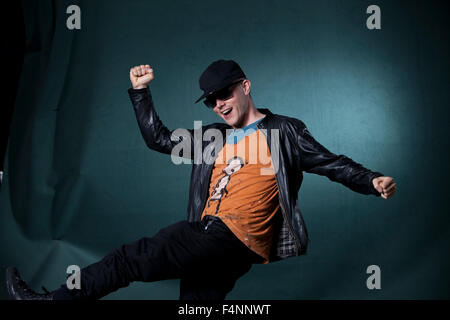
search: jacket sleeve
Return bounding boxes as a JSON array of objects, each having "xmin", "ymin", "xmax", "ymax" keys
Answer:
[
  {"xmin": 128, "ymin": 87, "xmax": 194, "ymax": 158},
  {"xmin": 296, "ymin": 122, "xmax": 383, "ymax": 196}
]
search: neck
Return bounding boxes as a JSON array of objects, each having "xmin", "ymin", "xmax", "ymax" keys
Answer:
[{"xmin": 233, "ymin": 99, "xmax": 265, "ymax": 129}]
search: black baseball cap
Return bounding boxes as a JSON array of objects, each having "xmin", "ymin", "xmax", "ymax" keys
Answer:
[{"xmin": 195, "ymin": 59, "xmax": 246, "ymax": 103}]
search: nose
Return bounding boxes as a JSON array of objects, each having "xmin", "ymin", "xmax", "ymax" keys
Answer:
[{"xmin": 214, "ymin": 99, "xmax": 226, "ymax": 110}]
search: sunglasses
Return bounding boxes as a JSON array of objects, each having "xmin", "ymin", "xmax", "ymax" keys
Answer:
[{"xmin": 203, "ymin": 80, "xmax": 243, "ymax": 108}]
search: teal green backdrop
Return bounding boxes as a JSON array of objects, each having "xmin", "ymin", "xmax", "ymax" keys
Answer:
[{"xmin": 1, "ymin": 0, "xmax": 449, "ymax": 299}]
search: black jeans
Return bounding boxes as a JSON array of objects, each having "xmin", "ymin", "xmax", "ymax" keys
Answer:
[{"xmin": 53, "ymin": 215, "xmax": 264, "ymax": 300}]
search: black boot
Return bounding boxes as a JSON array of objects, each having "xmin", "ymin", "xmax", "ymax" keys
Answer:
[{"xmin": 6, "ymin": 267, "xmax": 54, "ymax": 300}]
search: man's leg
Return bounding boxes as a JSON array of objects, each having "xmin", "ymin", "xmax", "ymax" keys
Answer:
[
  {"xmin": 52, "ymin": 216, "xmax": 261, "ymax": 300},
  {"xmin": 52, "ymin": 220, "xmax": 213, "ymax": 300},
  {"xmin": 7, "ymin": 216, "xmax": 263, "ymax": 300}
]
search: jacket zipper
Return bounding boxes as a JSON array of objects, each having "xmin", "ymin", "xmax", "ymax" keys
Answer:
[
  {"xmin": 258, "ymin": 123, "xmax": 300, "ymax": 256},
  {"xmin": 273, "ymin": 167, "xmax": 300, "ymax": 256},
  {"xmin": 200, "ymin": 164, "xmax": 214, "ymax": 218}
]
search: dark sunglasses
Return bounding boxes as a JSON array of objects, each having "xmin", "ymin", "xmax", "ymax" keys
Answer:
[{"xmin": 203, "ymin": 80, "xmax": 243, "ymax": 108}]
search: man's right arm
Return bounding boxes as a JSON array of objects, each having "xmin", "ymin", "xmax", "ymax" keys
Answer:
[
  {"xmin": 292, "ymin": 119, "xmax": 385, "ymax": 197},
  {"xmin": 128, "ymin": 65, "xmax": 194, "ymax": 157}
]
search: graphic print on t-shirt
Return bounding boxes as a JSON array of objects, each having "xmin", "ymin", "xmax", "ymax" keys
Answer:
[{"xmin": 207, "ymin": 156, "xmax": 244, "ymax": 213}]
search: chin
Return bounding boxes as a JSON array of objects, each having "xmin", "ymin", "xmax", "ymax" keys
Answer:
[
  {"xmin": 223, "ymin": 117, "xmax": 234, "ymax": 127},
  {"xmin": 229, "ymin": 119, "xmax": 240, "ymax": 128}
]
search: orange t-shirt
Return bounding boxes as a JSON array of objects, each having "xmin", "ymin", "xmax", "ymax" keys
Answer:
[{"xmin": 201, "ymin": 122, "xmax": 279, "ymax": 264}]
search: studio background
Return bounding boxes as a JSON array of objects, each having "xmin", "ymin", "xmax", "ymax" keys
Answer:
[{"xmin": 0, "ymin": 0, "xmax": 449, "ymax": 299}]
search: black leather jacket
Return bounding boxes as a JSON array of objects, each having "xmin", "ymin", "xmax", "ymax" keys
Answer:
[{"xmin": 128, "ymin": 87, "xmax": 383, "ymax": 262}]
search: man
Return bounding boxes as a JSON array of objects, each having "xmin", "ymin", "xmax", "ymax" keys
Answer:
[{"xmin": 6, "ymin": 60, "xmax": 396, "ymax": 300}]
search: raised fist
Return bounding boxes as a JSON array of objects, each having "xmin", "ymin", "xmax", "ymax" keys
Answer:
[{"xmin": 130, "ymin": 64, "xmax": 154, "ymax": 89}]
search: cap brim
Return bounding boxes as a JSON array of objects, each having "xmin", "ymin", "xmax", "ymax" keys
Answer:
[
  {"xmin": 194, "ymin": 79, "xmax": 241, "ymax": 104},
  {"xmin": 195, "ymin": 93, "xmax": 208, "ymax": 103}
]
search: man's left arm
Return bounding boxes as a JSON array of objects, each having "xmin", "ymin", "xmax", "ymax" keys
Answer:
[{"xmin": 296, "ymin": 125, "xmax": 396, "ymax": 199}]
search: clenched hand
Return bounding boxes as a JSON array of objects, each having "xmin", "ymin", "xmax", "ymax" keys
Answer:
[
  {"xmin": 130, "ymin": 64, "xmax": 154, "ymax": 89},
  {"xmin": 372, "ymin": 176, "xmax": 396, "ymax": 199}
]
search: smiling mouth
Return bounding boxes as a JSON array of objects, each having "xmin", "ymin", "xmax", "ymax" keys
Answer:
[{"xmin": 222, "ymin": 108, "xmax": 232, "ymax": 116}]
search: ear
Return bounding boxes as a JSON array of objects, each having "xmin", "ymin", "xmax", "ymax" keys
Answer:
[{"xmin": 242, "ymin": 79, "xmax": 251, "ymax": 96}]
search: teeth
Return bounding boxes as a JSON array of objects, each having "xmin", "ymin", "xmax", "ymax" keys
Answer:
[{"xmin": 223, "ymin": 109, "xmax": 232, "ymax": 115}]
